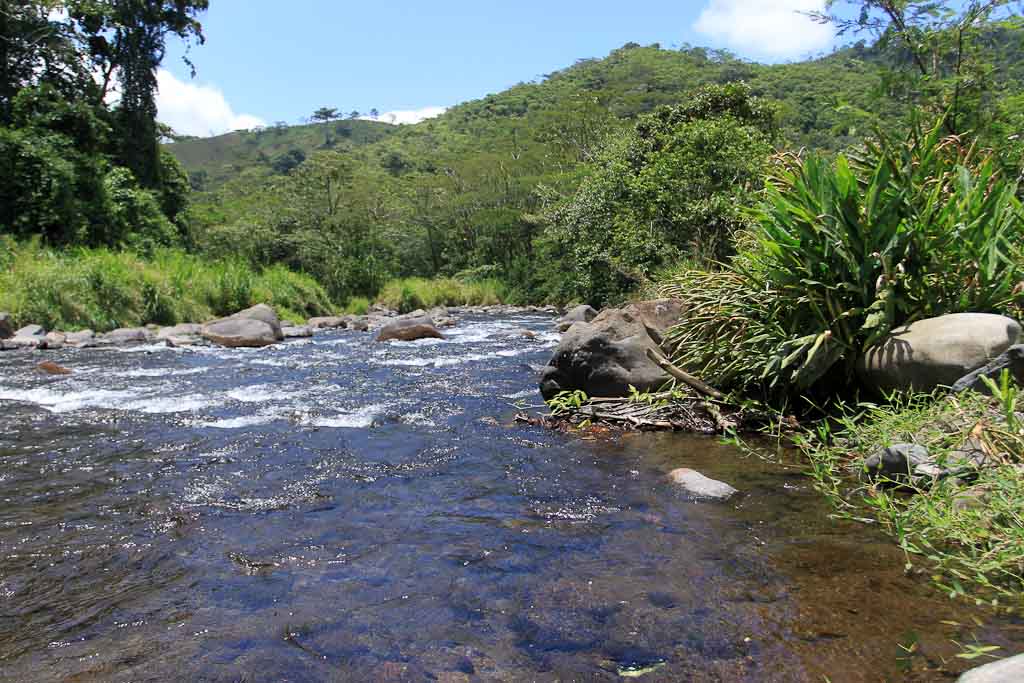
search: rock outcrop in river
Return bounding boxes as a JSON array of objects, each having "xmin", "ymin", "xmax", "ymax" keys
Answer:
[{"xmin": 540, "ymin": 299, "xmax": 684, "ymax": 400}]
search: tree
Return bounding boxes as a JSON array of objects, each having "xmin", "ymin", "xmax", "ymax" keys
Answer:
[
  {"xmin": 311, "ymin": 107, "xmax": 339, "ymax": 124},
  {"xmin": 67, "ymin": 0, "xmax": 209, "ymax": 187},
  {"xmin": 369, "ymin": 108, "xmax": 379, "ymax": 119},
  {"xmin": 814, "ymin": 1, "xmax": 1024, "ymax": 135},
  {"xmin": 348, "ymin": 110, "xmax": 360, "ymax": 120}
]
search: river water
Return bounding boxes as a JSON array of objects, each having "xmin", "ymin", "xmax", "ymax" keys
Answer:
[{"xmin": 0, "ymin": 313, "xmax": 1021, "ymax": 682}]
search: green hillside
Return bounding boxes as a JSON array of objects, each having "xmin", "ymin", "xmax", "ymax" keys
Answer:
[{"xmin": 168, "ymin": 118, "xmax": 396, "ymax": 190}]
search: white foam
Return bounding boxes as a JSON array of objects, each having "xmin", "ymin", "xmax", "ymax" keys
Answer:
[
  {"xmin": 304, "ymin": 403, "xmax": 386, "ymax": 429},
  {"xmin": 112, "ymin": 367, "xmax": 209, "ymax": 379},
  {"xmin": 201, "ymin": 415, "xmax": 276, "ymax": 429},
  {"xmin": 0, "ymin": 386, "xmax": 138, "ymax": 413},
  {"xmin": 126, "ymin": 395, "xmax": 213, "ymax": 414},
  {"xmin": 226, "ymin": 384, "xmax": 305, "ymax": 404}
]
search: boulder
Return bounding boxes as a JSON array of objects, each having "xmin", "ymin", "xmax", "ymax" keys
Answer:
[
  {"xmin": 376, "ymin": 315, "xmax": 445, "ymax": 343},
  {"xmin": 539, "ymin": 299, "xmax": 685, "ymax": 400},
  {"xmin": 668, "ymin": 468, "xmax": 738, "ymax": 500},
  {"xmin": 344, "ymin": 316, "xmax": 369, "ymax": 332},
  {"xmin": 37, "ymin": 361, "xmax": 72, "ymax": 376},
  {"xmin": 102, "ymin": 327, "xmax": 151, "ymax": 345},
  {"xmin": 958, "ymin": 653, "xmax": 1024, "ymax": 683},
  {"xmin": 556, "ymin": 304, "xmax": 598, "ymax": 332},
  {"xmin": 308, "ymin": 316, "xmax": 347, "ymax": 330},
  {"xmin": 0, "ymin": 313, "xmax": 13, "ymax": 339},
  {"xmin": 156, "ymin": 323, "xmax": 202, "ymax": 341},
  {"xmin": 858, "ymin": 314, "xmax": 1021, "ymax": 394},
  {"xmin": 861, "ymin": 441, "xmax": 994, "ymax": 486},
  {"xmin": 14, "ymin": 324, "xmax": 44, "ymax": 338},
  {"xmin": 282, "ymin": 325, "xmax": 314, "ymax": 339},
  {"xmin": 201, "ymin": 318, "xmax": 279, "ymax": 348},
  {"xmin": 201, "ymin": 304, "xmax": 284, "ymax": 348},
  {"xmin": 223, "ymin": 304, "xmax": 284, "ymax": 341},
  {"xmin": 64, "ymin": 330, "xmax": 96, "ymax": 348},
  {"xmin": 952, "ymin": 345, "xmax": 1024, "ymax": 394},
  {"xmin": 862, "ymin": 444, "xmax": 934, "ymax": 480},
  {"xmin": 44, "ymin": 332, "xmax": 66, "ymax": 350}
]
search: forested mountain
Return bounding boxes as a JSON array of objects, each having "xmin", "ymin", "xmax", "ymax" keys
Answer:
[{"xmin": 171, "ymin": 31, "xmax": 1024, "ymax": 307}]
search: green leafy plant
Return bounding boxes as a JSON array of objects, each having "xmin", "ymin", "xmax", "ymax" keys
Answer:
[{"xmin": 546, "ymin": 390, "xmax": 589, "ymax": 417}]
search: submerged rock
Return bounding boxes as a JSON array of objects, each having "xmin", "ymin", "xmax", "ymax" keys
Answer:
[
  {"xmin": 958, "ymin": 653, "xmax": 1024, "ymax": 682},
  {"xmin": 540, "ymin": 299, "xmax": 684, "ymax": 400},
  {"xmin": 668, "ymin": 468, "xmax": 738, "ymax": 500},
  {"xmin": 376, "ymin": 315, "xmax": 445, "ymax": 342},
  {"xmin": 37, "ymin": 360, "xmax": 72, "ymax": 376},
  {"xmin": 858, "ymin": 314, "xmax": 1021, "ymax": 394}
]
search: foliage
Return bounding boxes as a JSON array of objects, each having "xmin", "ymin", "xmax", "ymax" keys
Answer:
[
  {"xmin": 375, "ymin": 277, "xmax": 507, "ymax": 313},
  {"xmin": 542, "ymin": 83, "xmax": 776, "ymax": 306},
  {"xmin": 0, "ymin": 237, "xmax": 331, "ymax": 332},
  {"xmin": 800, "ymin": 387, "xmax": 1024, "ymax": 603},
  {"xmin": 546, "ymin": 390, "xmax": 589, "ymax": 417},
  {"xmin": 662, "ymin": 120, "xmax": 1024, "ymax": 399}
]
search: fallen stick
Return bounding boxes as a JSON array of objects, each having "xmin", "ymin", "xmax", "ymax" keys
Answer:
[{"xmin": 645, "ymin": 348, "xmax": 725, "ymax": 401}]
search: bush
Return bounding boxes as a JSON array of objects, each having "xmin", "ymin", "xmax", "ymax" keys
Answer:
[
  {"xmin": 661, "ymin": 120, "xmax": 1024, "ymax": 400},
  {"xmin": 376, "ymin": 277, "xmax": 508, "ymax": 313}
]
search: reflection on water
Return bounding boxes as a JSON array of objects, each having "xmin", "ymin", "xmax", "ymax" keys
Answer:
[{"xmin": 0, "ymin": 314, "xmax": 1021, "ymax": 682}]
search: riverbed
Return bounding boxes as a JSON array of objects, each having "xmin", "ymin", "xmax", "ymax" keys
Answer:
[{"xmin": 0, "ymin": 313, "xmax": 1021, "ymax": 682}]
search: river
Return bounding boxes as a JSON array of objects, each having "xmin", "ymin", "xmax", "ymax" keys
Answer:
[{"xmin": 0, "ymin": 312, "xmax": 1021, "ymax": 682}]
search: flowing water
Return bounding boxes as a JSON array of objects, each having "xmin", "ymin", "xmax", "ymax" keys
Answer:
[{"xmin": 0, "ymin": 313, "xmax": 1021, "ymax": 682}]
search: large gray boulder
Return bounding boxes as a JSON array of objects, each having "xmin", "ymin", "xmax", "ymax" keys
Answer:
[
  {"xmin": 0, "ymin": 313, "xmax": 13, "ymax": 339},
  {"xmin": 539, "ymin": 299, "xmax": 685, "ymax": 400},
  {"xmin": 556, "ymin": 304, "xmax": 599, "ymax": 332},
  {"xmin": 958, "ymin": 653, "xmax": 1024, "ymax": 683},
  {"xmin": 282, "ymin": 325, "xmax": 314, "ymax": 339},
  {"xmin": 201, "ymin": 304, "xmax": 284, "ymax": 348},
  {"xmin": 858, "ymin": 314, "xmax": 1021, "ymax": 394},
  {"xmin": 376, "ymin": 315, "xmax": 445, "ymax": 343},
  {"xmin": 14, "ymin": 324, "xmax": 44, "ymax": 338}
]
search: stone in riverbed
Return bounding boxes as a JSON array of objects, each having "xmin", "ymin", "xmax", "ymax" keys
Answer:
[
  {"xmin": 282, "ymin": 325, "xmax": 314, "ymax": 339},
  {"xmin": 862, "ymin": 444, "xmax": 933, "ymax": 480},
  {"xmin": 308, "ymin": 316, "xmax": 347, "ymax": 330},
  {"xmin": 344, "ymin": 316, "xmax": 369, "ymax": 332},
  {"xmin": 44, "ymin": 332, "xmax": 66, "ymax": 350},
  {"xmin": 102, "ymin": 327, "xmax": 152, "ymax": 345},
  {"xmin": 958, "ymin": 653, "xmax": 1024, "ymax": 682},
  {"xmin": 857, "ymin": 313, "xmax": 1021, "ymax": 394},
  {"xmin": 37, "ymin": 361, "xmax": 72, "ymax": 376},
  {"xmin": 556, "ymin": 304, "xmax": 598, "ymax": 332},
  {"xmin": 156, "ymin": 323, "xmax": 202, "ymax": 341},
  {"xmin": 14, "ymin": 324, "xmax": 44, "ymax": 338},
  {"xmin": 64, "ymin": 330, "xmax": 96, "ymax": 348},
  {"xmin": 376, "ymin": 315, "xmax": 445, "ymax": 342},
  {"xmin": 0, "ymin": 313, "xmax": 13, "ymax": 339},
  {"xmin": 540, "ymin": 299, "xmax": 685, "ymax": 400},
  {"xmin": 668, "ymin": 468, "xmax": 738, "ymax": 500},
  {"xmin": 201, "ymin": 304, "xmax": 285, "ymax": 348}
]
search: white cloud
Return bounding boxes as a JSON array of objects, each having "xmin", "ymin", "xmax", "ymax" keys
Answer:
[
  {"xmin": 155, "ymin": 69, "xmax": 265, "ymax": 137},
  {"xmin": 694, "ymin": 0, "xmax": 834, "ymax": 60},
  {"xmin": 364, "ymin": 106, "xmax": 448, "ymax": 126}
]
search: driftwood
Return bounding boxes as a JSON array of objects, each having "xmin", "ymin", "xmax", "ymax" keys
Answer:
[{"xmin": 645, "ymin": 348, "xmax": 725, "ymax": 400}]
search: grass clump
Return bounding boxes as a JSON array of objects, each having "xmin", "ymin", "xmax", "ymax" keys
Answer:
[
  {"xmin": 344, "ymin": 297, "xmax": 371, "ymax": 315},
  {"xmin": 0, "ymin": 238, "xmax": 333, "ymax": 331},
  {"xmin": 376, "ymin": 277, "xmax": 508, "ymax": 314},
  {"xmin": 801, "ymin": 384, "xmax": 1024, "ymax": 605}
]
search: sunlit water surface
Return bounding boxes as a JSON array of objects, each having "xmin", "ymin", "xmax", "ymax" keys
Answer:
[{"xmin": 0, "ymin": 314, "xmax": 1021, "ymax": 682}]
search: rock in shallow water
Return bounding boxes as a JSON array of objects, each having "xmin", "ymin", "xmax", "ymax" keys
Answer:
[
  {"xmin": 668, "ymin": 468, "xmax": 738, "ymax": 500},
  {"xmin": 37, "ymin": 361, "xmax": 72, "ymax": 376},
  {"xmin": 958, "ymin": 653, "xmax": 1024, "ymax": 682},
  {"xmin": 282, "ymin": 325, "xmax": 314, "ymax": 339},
  {"xmin": 376, "ymin": 316, "xmax": 445, "ymax": 342},
  {"xmin": 201, "ymin": 304, "xmax": 285, "ymax": 348},
  {"xmin": 0, "ymin": 313, "xmax": 13, "ymax": 339}
]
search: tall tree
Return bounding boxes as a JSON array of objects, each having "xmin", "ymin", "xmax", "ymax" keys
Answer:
[{"xmin": 67, "ymin": 0, "xmax": 208, "ymax": 187}]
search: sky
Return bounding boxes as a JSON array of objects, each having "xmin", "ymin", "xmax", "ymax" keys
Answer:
[{"xmin": 159, "ymin": 0, "xmax": 841, "ymax": 137}]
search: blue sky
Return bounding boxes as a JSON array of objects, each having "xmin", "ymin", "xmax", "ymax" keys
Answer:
[{"xmin": 159, "ymin": 0, "xmax": 841, "ymax": 136}]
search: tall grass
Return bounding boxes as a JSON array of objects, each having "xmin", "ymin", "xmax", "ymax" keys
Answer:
[
  {"xmin": 376, "ymin": 277, "xmax": 508, "ymax": 314},
  {"xmin": 0, "ymin": 237, "xmax": 333, "ymax": 331}
]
